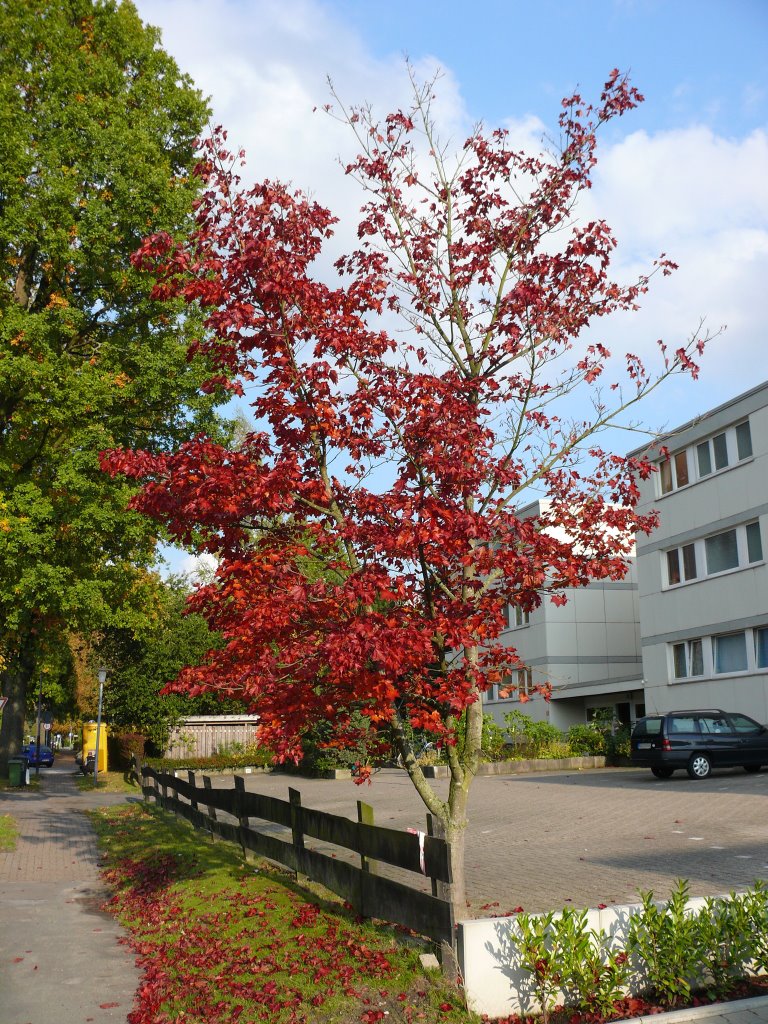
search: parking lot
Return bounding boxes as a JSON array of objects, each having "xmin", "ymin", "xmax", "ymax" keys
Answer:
[{"xmin": 223, "ymin": 764, "xmax": 768, "ymax": 916}]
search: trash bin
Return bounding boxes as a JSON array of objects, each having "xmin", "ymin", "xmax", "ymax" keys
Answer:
[{"xmin": 8, "ymin": 757, "xmax": 27, "ymax": 787}]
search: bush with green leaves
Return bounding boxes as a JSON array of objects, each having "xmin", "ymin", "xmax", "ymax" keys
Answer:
[
  {"xmin": 605, "ymin": 724, "xmax": 631, "ymax": 761},
  {"xmin": 300, "ymin": 710, "xmax": 375, "ymax": 771},
  {"xmin": 745, "ymin": 881, "xmax": 768, "ymax": 975},
  {"xmin": 627, "ymin": 880, "xmax": 701, "ymax": 1006},
  {"xmin": 514, "ymin": 906, "xmax": 630, "ymax": 1020},
  {"xmin": 695, "ymin": 892, "xmax": 756, "ymax": 998},
  {"xmin": 566, "ymin": 723, "xmax": 606, "ymax": 756},
  {"xmin": 145, "ymin": 744, "xmax": 274, "ymax": 773},
  {"xmin": 504, "ymin": 709, "xmax": 564, "ymax": 758},
  {"xmin": 511, "ymin": 879, "xmax": 768, "ymax": 1015}
]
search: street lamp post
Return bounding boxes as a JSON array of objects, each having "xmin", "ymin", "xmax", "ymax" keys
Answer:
[
  {"xmin": 34, "ymin": 672, "xmax": 43, "ymax": 778},
  {"xmin": 93, "ymin": 667, "xmax": 106, "ymax": 786}
]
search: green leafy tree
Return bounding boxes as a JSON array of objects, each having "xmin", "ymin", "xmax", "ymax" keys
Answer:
[
  {"xmin": 98, "ymin": 577, "xmax": 232, "ymax": 750},
  {"xmin": 0, "ymin": 0, "xmax": 225, "ymax": 773}
]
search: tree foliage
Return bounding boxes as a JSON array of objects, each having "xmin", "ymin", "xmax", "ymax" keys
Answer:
[
  {"xmin": 105, "ymin": 70, "xmax": 710, "ymax": 917},
  {"xmin": 96, "ymin": 577, "xmax": 233, "ymax": 749},
  {"xmin": 0, "ymin": 0, "xmax": 226, "ymax": 769}
]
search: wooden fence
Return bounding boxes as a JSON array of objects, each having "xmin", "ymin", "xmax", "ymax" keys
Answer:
[{"xmin": 138, "ymin": 763, "xmax": 455, "ymax": 946}]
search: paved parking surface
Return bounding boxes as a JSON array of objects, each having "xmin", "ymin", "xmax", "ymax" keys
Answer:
[{"xmin": 211, "ymin": 765, "xmax": 768, "ymax": 915}]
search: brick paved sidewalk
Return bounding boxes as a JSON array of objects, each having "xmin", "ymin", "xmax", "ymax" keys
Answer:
[{"xmin": 0, "ymin": 755, "xmax": 141, "ymax": 1024}]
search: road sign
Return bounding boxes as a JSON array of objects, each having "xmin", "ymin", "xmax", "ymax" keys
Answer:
[{"xmin": 0, "ymin": 697, "xmax": 7, "ymax": 712}]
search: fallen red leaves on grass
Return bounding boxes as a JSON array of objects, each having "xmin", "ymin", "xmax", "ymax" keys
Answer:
[{"xmin": 98, "ymin": 829, "xmax": 448, "ymax": 1024}]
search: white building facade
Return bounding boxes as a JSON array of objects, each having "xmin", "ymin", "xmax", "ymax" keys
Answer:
[
  {"xmin": 483, "ymin": 502, "xmax": 645, "ymax": 733},
  {"xmin": 631, "ymin": 381, "xmax": 768, "ymax": 722}
]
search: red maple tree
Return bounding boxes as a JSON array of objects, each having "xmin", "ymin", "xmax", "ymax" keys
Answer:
[{"xmin": 104, "ymin": 70, "xmax": 709, "ymax": 921}]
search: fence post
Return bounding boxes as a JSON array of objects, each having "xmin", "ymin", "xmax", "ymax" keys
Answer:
[
  {"xmin": 357, "ymin": 800, "xmax": 377, "ymax": 875},
  {"xmin": 187, "ymin": 770, "xmax": 198, "ymax": 811},
  {"xmin": 426, "ymin": 813, "xmax": 457, "ymax": 981},
  {"xmin": 202, "ymin": 775, "xmax": 218, "ymax": 840},
  {"xmin": 233, "ymin": 775, "xmax": 254, "ymax": 863},
  {"xmin": 132, "ymin": 754, "xmax": 142, "ymax": 789},
  {"xmin": 288, "ymin": 787, "xmax": 306, "ymax": 881}
]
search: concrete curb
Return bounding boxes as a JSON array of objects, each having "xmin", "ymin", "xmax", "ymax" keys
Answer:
[
  {"xmin": 613, "ymin": 994, "xmax": 768, "ymax": 1023},
  {"xmin": 422, "ymin": 754, "xmax": 607, "ymax": 778}
]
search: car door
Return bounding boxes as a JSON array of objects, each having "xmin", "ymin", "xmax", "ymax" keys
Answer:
[
  {"xmin": 726, "ymin": 713, "xmax": 767, "ymax": 766},
  {"xmin": 666, "ymin": 715, "xmax": 699, "ymax": 759},
  {"xmin": 696, "ymin": 714, "xmax": 737, "ymax": 766}
]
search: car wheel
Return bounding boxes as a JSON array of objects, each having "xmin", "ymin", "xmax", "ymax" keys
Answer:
[
  {"xmin": 687, "ymin": 753, "xmax": 712, "ymax": 779},
  {"xmin": 651, "ymin": 767, "xmax": 674, "ymax": 779},
  {"xmin": 744, "ymin": 764, "xmax": 761, "ymax": 774}
]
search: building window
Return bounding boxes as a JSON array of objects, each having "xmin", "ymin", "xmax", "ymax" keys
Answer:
[
  {"xmin": 756, "ymin": 628, "xmax": 768, "ymax": 670},
  {"xmin": 747, "ymin": 521, "xmax": 763, "ymax": 563},
  {"xmin": 714, "ymin": 632, "xmax": 748, "ymax": 675},
  {"xmin": 736, "ymin": 421, "xmax": 753, "ymax": 460},
  {"xmin": 504, "ymin": 604, "xmax": 530, "ymax": 629},
  {"xmin": 672, "ymin": 639, "xmax": 703, "ymax": 678},
  {"xmin": 705, "ymin": 529, "xmax": 739, "ymax": 574},
  {"xmin": 669, "ymin": 626, "xmax": 768, "ymax": 682},
  {"xmin": 664, "ymin": 521, "xmax": 763, "ymax": 587},
  {"xmin": 666, "ymin": 543, "xmax": 697, "ymax": 585},
  {"xmin": 660, "ymin": 419, "xmax": 752, "ymax": 494},
  {"xmin": 500, "ymin": 667, "xmax": 534, "ymax": 700},
  {"xmin": 660, "ymin": 450, "xmax": 690, "ymax": 494},
  {"xmin": 517, "ymin": 666, "xmax": 534, "ymax": 697}
]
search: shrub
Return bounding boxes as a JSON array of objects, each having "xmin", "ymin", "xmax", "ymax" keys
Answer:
[
  {"xmin": 504, "ymin": 709, "xmax": 564, "ymax": 758},
  {"xmin": 695, "ymin": 892, "xmax": 755, "ymax": 998},
  {"xmin": 745, "ymin": 881, "xmax": 768, "ymax": 975},
  {"xmin": 566, "ymin": 723, "xmax": 606, "ymax": 756},
  {"xmin": 300, "ymin": 710, "xmax": 375, "ymax": 771},
  {"xmin": 145, "ymin": 743, "xmax": 274, "ymax": 773},
  {"xmin": 511, "ymin": 880, "xmax": 768, "ymax": 1016},
  {"xmin": 478, "ymin": 713, "xmax": 508, "ymax": 762},
  {"xmin": 605, "ymin": 724, "xmax": 631, "ymax": 762},
  {"xmin": 627, "ymin": 880, "xmax": 700, "ymax": 1007},
  {"xmin": 108, "ymin": 732, "xmax": 147, "ymax": 771}
]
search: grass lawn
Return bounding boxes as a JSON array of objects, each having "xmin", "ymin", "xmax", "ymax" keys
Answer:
[
  {"xmin": 0, "ymin": 813, "xmax": 19, "ymax": 850},
  {"xmin": 91, "ymin": 804, "xmax": 474, "ymax": 1024},
  {"xmin": 76, "ymin": 770, "xmax": 141, "ymax": 794}
]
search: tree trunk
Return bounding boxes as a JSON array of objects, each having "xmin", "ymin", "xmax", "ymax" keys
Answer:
[{"xmin": 0, "ymin": 643, "xmax": 35, "ymax": 777}]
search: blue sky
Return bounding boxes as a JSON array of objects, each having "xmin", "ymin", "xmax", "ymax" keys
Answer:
[
  {"xmin": 133, "ymin": 0, "xmax": 768, "ymax": 574},
  {"xmin": 332, "ymin": 0, "xmax": 767, "ymax": 137}
]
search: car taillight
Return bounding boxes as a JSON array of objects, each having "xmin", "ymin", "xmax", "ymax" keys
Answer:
[{"xmin": 661, "ymin": 738, "xmax": 672, "ymax": 751}]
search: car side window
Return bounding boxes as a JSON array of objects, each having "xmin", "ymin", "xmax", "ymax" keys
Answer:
[
  {"xmin": 698, "ymin": 715, "xmax": 733, "ymax": 735},
  {"xmin": 669, "ymin": 717, "xmax": 697, "ymax": 733},
  {"xmin": 728, "ymin": 713, "xmax": 762, "ymax": 734}
]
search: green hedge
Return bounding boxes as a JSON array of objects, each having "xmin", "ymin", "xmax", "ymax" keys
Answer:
[{"xmin": 144, "ymin": 747, "xmax": 275, "ymax": 773}]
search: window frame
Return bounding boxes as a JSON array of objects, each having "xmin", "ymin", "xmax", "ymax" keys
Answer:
[
  {"xmin": 671, "ymin": 638, "xmax": 704, "ymax": 679},
  {"xmin": 503, "ymin": 604, "xmax": 530, "ymax": 629},
  {"xmin": 667, "ymin": 625, "xmax": 768, "ymax": 682},
  {"xmin": 713, "ymin": 631, "xmax": 749, "ymax": 676},
  {"xmin": 663, "ymin": 520, "xmax": 763, "ymax": 589},
  {"xmin": 657, "ymin": 419, "xmax": 753, "ymax": 496}
]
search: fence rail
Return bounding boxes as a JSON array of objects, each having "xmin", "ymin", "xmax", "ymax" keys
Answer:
[{"xmin": 138, "ymin": 763, "xmax": 454, "ymax": 946}]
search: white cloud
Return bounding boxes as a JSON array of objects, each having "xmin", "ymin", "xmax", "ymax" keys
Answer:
[
  {"xmin": 579, "ymin": 127, "xmax": 768, "ymax": 417},
  {"xmin": 166, "ymin": 549, "xmax": 219, "ymax": 584}
]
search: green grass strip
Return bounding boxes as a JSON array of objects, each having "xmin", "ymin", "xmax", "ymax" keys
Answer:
[
  {"xmin": 0, "ymin": 813, "xmax": 19, "ymax": 851},
  {"xmin": 90, "ymin": 803, "xmax": 472, "ymax": 1024}
]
